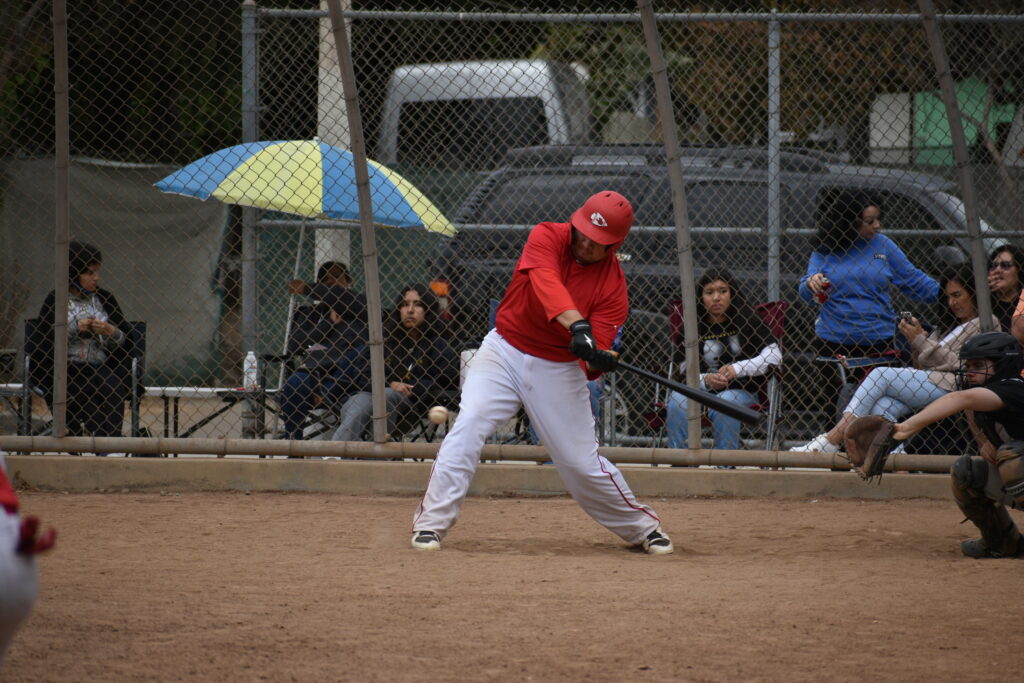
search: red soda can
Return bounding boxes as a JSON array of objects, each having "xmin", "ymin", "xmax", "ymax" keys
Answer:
[{"xmin": 815, "ymin": 275, "xmax": 831, "ymax": 304}]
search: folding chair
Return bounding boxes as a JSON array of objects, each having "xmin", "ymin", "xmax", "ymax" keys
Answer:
[
  {"xmin": 260, "ymin": 303, "xmax": 358, "ymax": 440},
  {"xmin": 752, "ymin": 301, "xmax": 788, "ymax": 451}
]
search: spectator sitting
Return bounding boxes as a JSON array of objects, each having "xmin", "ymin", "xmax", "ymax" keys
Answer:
[
  {"xmin": 331, "ymin": 283, "xmax": 458, "ymax": 442},
  {"xmin": 665, "ymin": 268, "xmax": 781, "ymax": 453},
  {"xmin": 792, "ymin": 265, "xmax": 998, "ymax": 452},
  {"xmin": 33, "ymin": 241, "xmax": 134, "ymax": 438},
  {"xmin": 286, "ymin": 261, "xmax": 364, "ymax": 354},
  {"xmin": 799, "ymin": 188, "xmax": 940, "ymax": 409},
  {"xmin": 278, "ymin": 266, "xmax": 368, "ymax": 440},
  {"xmin": 985, "ymin": 244, "xmax": 1024, "ymax": 336}
]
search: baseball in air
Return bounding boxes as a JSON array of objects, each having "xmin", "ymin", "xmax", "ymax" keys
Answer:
[{"xmin": 428, "ymin": 405, "xmax": 448, "ymax": 425}]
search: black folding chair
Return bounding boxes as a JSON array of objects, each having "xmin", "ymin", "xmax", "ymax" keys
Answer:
[{"xmin": 21, "ymin": 318, "xmax": 146, "ymax": 437}]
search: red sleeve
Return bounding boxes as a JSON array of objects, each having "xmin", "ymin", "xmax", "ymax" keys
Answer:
[
  {"xmin": 517, "ymin": 223, "xmax": 566, "ymax": 272},
  {"xmin": 529, "ymin": 268, "xmax": 576, "ymax": 322},
  {"xmin": 0, "ymin": 466, "xmax": 18, "ymax": 514}
]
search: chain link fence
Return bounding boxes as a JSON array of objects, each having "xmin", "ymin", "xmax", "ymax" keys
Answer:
[{"xmin": 1, "ymin": 2, "xmax": 1022, "ymax": 459}]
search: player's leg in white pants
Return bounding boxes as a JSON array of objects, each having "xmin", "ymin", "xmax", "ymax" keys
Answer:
[
  {"xmin": 522, "ymin": 353, "xmax": 661, "ymax": 545},
  {"xmin": 413, "ymin": 331, "xmax": 523, "ymax": 535},
  {"xmin": 0, "ymin": 512, "xmax": 39, "ymax": 667}
]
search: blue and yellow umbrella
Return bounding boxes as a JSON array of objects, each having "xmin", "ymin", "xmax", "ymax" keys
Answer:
[{"xmin": 155, "ymin": 140, "xmax": 455, "ymax": 236}]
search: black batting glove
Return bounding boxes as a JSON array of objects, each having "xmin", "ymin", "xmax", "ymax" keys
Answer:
[
  {"xmin": 569, "ymin": 320, "xmax": 597, "ymax": 361},
  {"xmin": 588, "ymin": 349, "xmax": 619, "ymax": 373}
]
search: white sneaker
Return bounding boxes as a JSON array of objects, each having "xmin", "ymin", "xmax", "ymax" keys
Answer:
[
  {"xmin": 641, "ymin": 527, "xmax": 674, "ymax": 555},
  {"xmin": 789, "ymin": 433, "xmax": 840, "ymax": 453},
  {"xmin": 411, "ymin": 530, "xmax": 441, "ymax": 551}
]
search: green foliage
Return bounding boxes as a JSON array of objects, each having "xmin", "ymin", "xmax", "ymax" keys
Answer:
[{"xmin": 539, "ymin": 23, "xmax": 694, "ymax": 133}]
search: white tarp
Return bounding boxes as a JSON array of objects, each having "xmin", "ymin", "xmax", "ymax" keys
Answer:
[{"xmin": 1, "ymin": 157, "xmax": 228, "ymax": 379}]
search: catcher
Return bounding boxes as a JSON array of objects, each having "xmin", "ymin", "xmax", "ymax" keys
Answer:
[{"xmin": 844, "ymin": 331, "xmax": 1024, "ymax": 559}]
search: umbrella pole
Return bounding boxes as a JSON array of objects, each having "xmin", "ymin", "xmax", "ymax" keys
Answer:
[
  {"xmin": 271, "ymin": 221, "xmax": 307, "ymax": 435},
  {"xmin": 326, "ymin": 0, "xmax": 388, "ymax": 444}
]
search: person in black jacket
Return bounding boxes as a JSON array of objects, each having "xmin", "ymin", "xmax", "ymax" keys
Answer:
[
  {"xmin": 285, "ymin": 262, "xmax": 364, "ymax": 354},
  {"xmin": 277, "ymin": 265, "xmax": 368, "ymax": 440},
  {"xmin": 331, "ymin": 283, "xmax": 459, "ymax": 441},
  {"xmin": 33, "ymin": 241, "xmax": 133, "ymax": 437}
]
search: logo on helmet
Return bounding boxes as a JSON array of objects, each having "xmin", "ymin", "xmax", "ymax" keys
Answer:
[{"xmin": 590, "ymin": 212, "xmax": 608, "ymax": 228}]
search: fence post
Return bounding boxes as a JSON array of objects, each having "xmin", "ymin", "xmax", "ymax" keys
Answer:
[
  {"xmin": 240, "ymin": 0, "xmax": 262, "ymax": 438},
  {"xmin": 325, "ymin": 0, "xmax": 388, "ymax": 443},
  {"xmin": 638, "ymin": 0, "xmax": 701, "ymax": 449},
  {"xmin": 917, "ymin": 0, "xmax": 994, "ymax": 331},
  {"xmin": 766, "ymin": 10, "xmax": 781, "ymax": 304},
  {"xmin": 52, "ymin": 0, "xmax": 70, "ymax": 437}
]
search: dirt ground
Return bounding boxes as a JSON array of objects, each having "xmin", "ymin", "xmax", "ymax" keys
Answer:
[{"xmin": 4, "ymin": 491, "xmax": 1024, "ymax": 682}]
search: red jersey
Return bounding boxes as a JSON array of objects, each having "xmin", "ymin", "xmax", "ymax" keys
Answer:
[{"xmin": 495, "ymin": 221, "xmax": 628, "ymax": 364}]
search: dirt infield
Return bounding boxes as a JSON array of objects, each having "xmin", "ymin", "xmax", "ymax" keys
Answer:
[{"xmin": 5, "ymin": 491, "xmax": 1024, "ymax": 682}]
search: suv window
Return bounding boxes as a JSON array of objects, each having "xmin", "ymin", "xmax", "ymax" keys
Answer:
[
  {"xmin": 468, "ymin": 172, "xmax": 655, "ymax": 224},
  {"xmin": 685, "ymin": 181, "xmax": 768, "ymax": 228},
  {"xmin": 877, "ymin": 190, "xmax": 943, "ymax": 231},
  {"xmin": 397, "ymin": 99, "xmax": 548, "ymax": 170}
]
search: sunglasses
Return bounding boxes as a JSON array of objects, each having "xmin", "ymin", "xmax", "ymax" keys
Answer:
[{"xmin": 989, "ymin": 260, "xmax": 1016, "ymax": 271}]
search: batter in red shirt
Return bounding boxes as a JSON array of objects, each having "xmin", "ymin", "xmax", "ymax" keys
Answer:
[
  {"xmin": 412, "ymin": 191, "xmax": 673, "ymax": 555},
  {"xmin": 1, "ymin": 457, "xmax": 55, "ymax": 666}
]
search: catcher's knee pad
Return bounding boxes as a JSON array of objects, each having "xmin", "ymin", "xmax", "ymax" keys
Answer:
[
  {"xmin": 994, "ymin": 441, "xmax": 1024, "ymax": 507},
  {"xmin": 951, "ymin": 454, "xmax": 989, "ymax": 502}
]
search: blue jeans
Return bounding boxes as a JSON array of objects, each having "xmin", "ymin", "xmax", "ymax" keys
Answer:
[
  {"xmin": 666, "ymin": 387, "xmax": 757, "ymax": 450},
  {"xmin": 279, "ymin": 369, "xmax": 351, "ymax": 440},
  {"xmin": 844, "ymin": 366, "xmax": 947, "ymax": 421}
]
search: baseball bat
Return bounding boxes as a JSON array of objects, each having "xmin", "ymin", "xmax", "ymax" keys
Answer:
[{"xmin": 615, "ymin": 360, "xmax": 762, "ymax": 425}]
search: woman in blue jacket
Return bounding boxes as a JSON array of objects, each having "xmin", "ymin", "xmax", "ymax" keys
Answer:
[{"xmin": 799, "ymin": 188, "xmax": 940, "ymax": 409}]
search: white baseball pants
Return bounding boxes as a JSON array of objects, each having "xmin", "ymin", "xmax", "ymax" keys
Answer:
[
  {"xmin": 0, "ymin": 511, "xmax": 38, "ymax": 666},
  {"xmin": 413, "ymin": 329, "xmax": 661, "ymax": 544}
]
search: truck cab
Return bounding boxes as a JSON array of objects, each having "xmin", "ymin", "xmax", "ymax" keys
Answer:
[{"xmin": 376, "ymin": 60, "xmax": 593, "ymax": 172}]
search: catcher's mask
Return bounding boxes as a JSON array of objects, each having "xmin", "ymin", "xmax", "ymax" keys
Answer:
[{"xmin": 955, "ymin": 331, "xmax": 1023, "ymax": 390}]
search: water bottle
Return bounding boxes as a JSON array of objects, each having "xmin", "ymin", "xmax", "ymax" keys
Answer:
[{"xmin": 243, "ymin": 351, "xmax": 259, "ymax": 391}]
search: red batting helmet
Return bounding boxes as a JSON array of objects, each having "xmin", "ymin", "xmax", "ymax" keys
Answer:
[{"xmin": 571, "ymin": 191, "xmax": 634, "ymax": 245}]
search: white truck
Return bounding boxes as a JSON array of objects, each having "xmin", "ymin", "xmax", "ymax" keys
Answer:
[{"xmin": 376, "ymin": 59, "xmax": 593, "ymax": 171}]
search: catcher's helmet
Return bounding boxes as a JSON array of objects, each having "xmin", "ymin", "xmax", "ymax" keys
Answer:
[
  {"xmin": 571, "ymin": 191, "xmax": 634, "ymax": 246},
  {"xmin": 955, "ymin": 331, "xmax": 1023, "ymax": 389}
]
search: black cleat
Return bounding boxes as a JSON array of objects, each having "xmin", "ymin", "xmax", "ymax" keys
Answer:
[{"xmin": 960, "ymin": 536, "xmax": 1024, "ymax": 559}]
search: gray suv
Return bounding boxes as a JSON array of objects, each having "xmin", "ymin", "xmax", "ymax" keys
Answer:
[{"xmin": 434, "ymin": 144, "xmax": 1008, "ymax": 437}]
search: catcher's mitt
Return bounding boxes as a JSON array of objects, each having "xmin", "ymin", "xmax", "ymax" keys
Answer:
[{"xmin": 844, "ymin": 415, "xmax": 899, "ymax": 481}]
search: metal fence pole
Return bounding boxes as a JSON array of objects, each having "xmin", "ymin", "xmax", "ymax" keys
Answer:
[
  {"xmin": 241, "ymin": 0, "xmax": 260, "ymax": 358},
  {"xmin": 638, "ymin": 0, "xmax": 701, "ymax": 449},
  {"xmin": 325, "ymin": 0, "xmax": 388, "ymax": 443},
  {"xmin": 918, "ymin": 0, "xmax": 994, "ymax": 331},
  {"xmin": 766, "ymin": 10, "xmax": 781, "ymax": 303},
  {"xmin": 239, "ymin": 0, "xmax": 261, "ymax": 438},
  {"xmin": 51, "ymin": 0, "xmax": 70, "ymax": 437}
]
